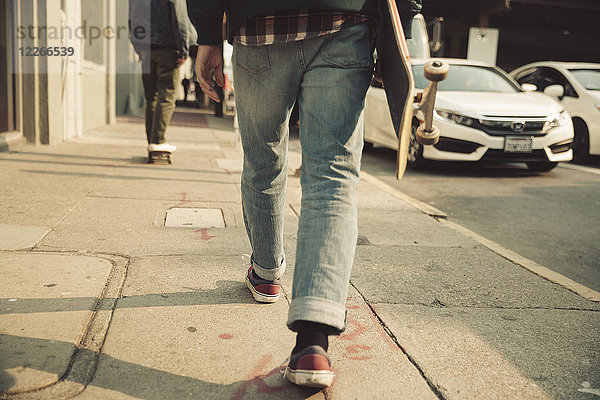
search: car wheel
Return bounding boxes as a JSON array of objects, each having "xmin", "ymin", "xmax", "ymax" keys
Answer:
[
  {"xmin": 571, "ymin": 118, "xmax": 590, "ymax": 163},
  {"xmin": 526, "ymin": 161, "xmax": 558, "ymax": 172},
  {"xmin": 407, "ymin": 124, "xmax": 427, "ymax": 169}
]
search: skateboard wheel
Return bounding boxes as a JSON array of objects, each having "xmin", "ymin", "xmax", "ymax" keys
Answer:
[
  {"xmin": 416, "ymin": 125, "xmax": 440, "ymax": 145},
  {"xmin": 423, "ymin": 60, "xmax": 449, "ymax": 82}
]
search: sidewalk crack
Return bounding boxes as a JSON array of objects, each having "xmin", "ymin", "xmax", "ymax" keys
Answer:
[{"xmin": 350, "ymin": 282, "xmax": 446, "ymax": 400}]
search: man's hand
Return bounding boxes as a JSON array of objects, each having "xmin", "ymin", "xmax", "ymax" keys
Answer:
[{"xmin": 195, "ymin": 45, "xmax": 224, "ymax": 103}]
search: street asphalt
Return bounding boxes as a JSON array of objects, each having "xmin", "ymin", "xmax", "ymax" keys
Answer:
[{"xmin": 1, "ymin": 109, "xmax": 599, "ymax": 400}]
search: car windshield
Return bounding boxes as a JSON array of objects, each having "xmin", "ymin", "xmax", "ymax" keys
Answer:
[
  {"xmin": 568, "ymin": 69, "xmax": 600, "ymax": 90},
  {"xmin": 413, "ymin": 64, "xmax": 520, "ymax": 92}
]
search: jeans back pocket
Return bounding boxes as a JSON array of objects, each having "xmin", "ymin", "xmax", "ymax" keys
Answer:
[
  {"xmin": 321, "ymin": 23, "xmax": 374, "ymax": 69},
  {"xmin": 234, "ymin": 44, "xmax": 271, "ymax": 74}
]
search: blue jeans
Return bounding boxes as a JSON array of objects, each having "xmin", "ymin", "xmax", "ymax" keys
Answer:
[{"xmin": 233, "ymin": 23, "xmax": 374, "ymax": 334}]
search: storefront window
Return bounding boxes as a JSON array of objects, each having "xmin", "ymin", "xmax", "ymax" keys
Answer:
[{"xmin": 81, "ymin": 0, "xmax": 104, "ymax": 64}]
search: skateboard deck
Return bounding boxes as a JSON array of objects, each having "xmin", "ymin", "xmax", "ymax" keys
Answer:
[
  {"xmin": 148, "ymin": 150, "xmax": 172, "ymax": 164},
  {"xmin": 376, "ymin": 0, "xmax": 415, "ymax": 180}
]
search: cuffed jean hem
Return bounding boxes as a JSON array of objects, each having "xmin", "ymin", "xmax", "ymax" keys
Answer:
[
  {"xmin": 287, "ymin": 296, "xmax": 347, "ymax": 335},
  {"xmin": 252, "ymin": 257, "xmax": 286, "ymax": 281}
]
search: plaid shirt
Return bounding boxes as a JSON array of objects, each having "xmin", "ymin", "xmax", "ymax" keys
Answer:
[{"xmin": 234, "ymin": 9, "xmax": 371, "ymax": 46}]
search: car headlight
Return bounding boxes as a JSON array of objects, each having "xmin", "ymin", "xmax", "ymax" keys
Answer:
[
  {"xmin": 543, "ymin": 110, "xmax": 569, "ymax": 132},
  {"xmin": 436, "ymin": 110, "xmax": 475, "ymax": 127}
]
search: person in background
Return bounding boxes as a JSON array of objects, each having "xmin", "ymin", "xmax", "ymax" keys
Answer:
[
  {"xmin": 129, "ymin": 0, "xmax": 198, "ymax": 158},
  {"xmin": 182, "ymin": 76, "xmax": 191, "ymax": 103},
  {"xmin": 190, "ymin": 0, "xmax": 421, "ymax": 388}
]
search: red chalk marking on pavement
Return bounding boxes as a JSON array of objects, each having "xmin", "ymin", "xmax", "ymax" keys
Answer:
[
  {"xmin": 219, "ymin": 333, "xmax": 233, "ymax": 340},
  {"xmin": 177, "ymin": 192, "xmax": 188, "ymax": 206},
  {"xmin": 345, "ymin": 296, "xmax": 401, "ymax": 352},
  {"xmin": 345, "ymin": 297, "xmax": 360, "ymax": 309},
  {"xmin": 344, "ymin": 344, "xmax": 372, "ymax": 361},
  {"xmin": 231, "ymin": 354, "xmax": 293, "ymax": 400},
  {"xmin": 340, "ymin": 316, "xmax": 368, "ymax": 341},
  {"xmin": 194, "ymin": 228, "xmax": 215, "ymax": 240},
  {"xmin": 231, "ymin": 355, "xmax": 272, "ymax": 400},
  {"xmin": 254, "ymin": 366, "xmax": 293, "ymax": 394}
]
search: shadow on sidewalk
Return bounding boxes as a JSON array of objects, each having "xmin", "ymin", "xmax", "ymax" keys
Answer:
[
  {"xmin": 20, "ymin": 169, "xmax": 233, "ymax": 185},
  {"xmin": 0, "ymin": 155, "xmax": 234, "ymax": 176},
  {"xmin": 0, "ymin": 334, "xmax": 319, "ymax": 400},
  {"xmin": 117, "ymin": 112, "xmax": 209, "ymax": 129},
  {"xmin": 0, "ymin": 281, "xmax": 258, "ymax": 316}
]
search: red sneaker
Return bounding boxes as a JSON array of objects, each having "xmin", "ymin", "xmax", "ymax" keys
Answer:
[
  {"xmin": 245, "ymin": 266, "xmax": 280, "ymax": 303},
  {"xmin": 284, "ymin": 345, "xmax": 334, "ymax": 388}
]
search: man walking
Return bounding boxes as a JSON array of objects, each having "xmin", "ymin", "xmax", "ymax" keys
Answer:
[
  {"xmin": 190, "ymin": 0, "xmax": 421, "ymax": 388},
  {"xmin": 130, "ymin": 0, "xmax": 197, "ymax": 159}
]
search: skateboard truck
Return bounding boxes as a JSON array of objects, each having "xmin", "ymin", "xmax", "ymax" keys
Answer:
[
  {"xmin": 414, "ymin": 60, "xmax": 449, "ymax": 146},
  {"xmin": 148, "ymin": 151, "xmax": 173, "ymax": 164}
]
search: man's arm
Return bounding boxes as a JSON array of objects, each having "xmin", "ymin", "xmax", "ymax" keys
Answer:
[
  {"xmin": 187, "ymin": 0, "xmax": 225, "ymax": 45},
  {"xmin": 188, "ymin": 1, "xmax": 225, "ymax": 101},
  {"xmin": 171, "ymin": 0, "xmax": 198, "ymax": 59},
  {"xmin": 374, "ymin": 0, "xmax": 423, "ymax": 83},
  {"xmin": 398, "ymin": 0, "xmax": 422, "ymax": 39},
  {"xmin": 128, "ymin": 0, "xmax": 143, "ymax": 56}
]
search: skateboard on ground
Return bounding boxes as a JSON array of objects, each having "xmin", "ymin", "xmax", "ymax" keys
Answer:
[
  {"xmin": 148, "ymin": 150, "xmax": 173, "ymax": 164},
  {"xmin": 376, "ymin": 0, "xmax": 448, "ymax": 179}
]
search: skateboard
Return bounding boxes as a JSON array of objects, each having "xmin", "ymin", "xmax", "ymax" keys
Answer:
[
  {"xmin": 148, "ymin": 150, "xmax": 172, "ymax": 164},
  {"xmin": 376, "ymin": 0, "xmax": 448, "ymax": 179}
]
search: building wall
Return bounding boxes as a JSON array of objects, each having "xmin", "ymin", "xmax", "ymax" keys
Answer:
[
  {"xmin": 60, "ymin": 0, "xmax": 83, "ymax": 142},
  {"xmin": 1, "ymin": 0, "xmax": 117, "ymax": 150},
  {"xmin": 82, "ymin": 66, "xmax": 109, "ymax": 131},
  {"xmin": 0, "ymin": 2, "xmax": 12, "ymax": 134}
]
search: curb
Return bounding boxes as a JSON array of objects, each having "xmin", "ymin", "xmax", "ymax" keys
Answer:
[
  {"xmin": 359, "ymin": 170, "xmax": 600, "ymax": 303},
  {"xmin": 360, "ymin": 171, "xmax": 447, "ymax": 219}
]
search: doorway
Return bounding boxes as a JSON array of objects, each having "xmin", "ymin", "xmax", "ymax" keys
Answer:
[{"xmin": 0, "ymin": 0, "xmax": 16, "ymax": 134}]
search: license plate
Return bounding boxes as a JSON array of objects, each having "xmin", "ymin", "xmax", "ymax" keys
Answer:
[{"xmin": 504, "ymin": 136, "xmax": 533, "ymax": 153}]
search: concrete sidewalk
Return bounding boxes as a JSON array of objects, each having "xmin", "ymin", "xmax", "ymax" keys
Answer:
[{"xmin": 1, "ymin": 110, "xmax": 598, "ymax": 400}]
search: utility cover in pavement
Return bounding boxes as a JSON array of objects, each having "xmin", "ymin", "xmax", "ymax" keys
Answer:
[{"xmin": 164, "ymin": 208, "xmax": 225, "ymax": 228}]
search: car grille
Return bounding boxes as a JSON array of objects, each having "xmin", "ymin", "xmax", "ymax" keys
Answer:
[
  {"xmin": 482, "ymin": 149, "xmax": 548, "ymax": 162},
  {"xmin": 474, "ymin": 116, "xmax": 548, "ymax": 137}
]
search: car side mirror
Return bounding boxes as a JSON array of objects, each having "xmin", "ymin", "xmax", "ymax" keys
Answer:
[
  {"xmin": 521, "ymin": 83, "xmax": 537, "ymax": 92},
  {"xmin": 544, "ymin": 84, "xmax": 564, "ymax": 99}
]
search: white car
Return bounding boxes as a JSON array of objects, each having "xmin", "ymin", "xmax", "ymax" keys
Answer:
[
  {"xmin": 510, "ymin": 62, "xmax": 600, "ymax": 161},
  {"xmin": 364, "ymin": 58, "xmax": 574, "ymax": 171}
]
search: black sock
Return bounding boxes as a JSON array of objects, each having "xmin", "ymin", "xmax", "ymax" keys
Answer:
[
  {"xmin": 251, "ymin": 269, "xmax": 262, "ymax": 280},
  {"xmin": 292, "ymin": 320, "xmax": 330, "ymax": 354}
]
